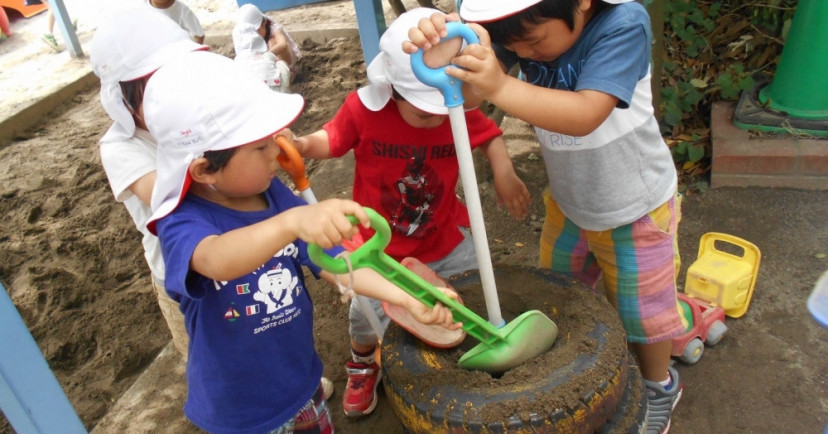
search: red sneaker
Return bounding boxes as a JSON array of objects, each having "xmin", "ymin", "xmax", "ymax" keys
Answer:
[{"xmin": 342, "ymin": 361, "xmax": 381, "ymax": 417}]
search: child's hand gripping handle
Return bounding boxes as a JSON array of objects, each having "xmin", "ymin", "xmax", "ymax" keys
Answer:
[
  {"xmin": 409, "ymin": 22, "xmax": 479, "ymax": 108},
  {"xmin": 308, "ymin": 207, "xmax": 508, "ymax": 347},
  {"xmin": 275, "ymin": 135, "xmax": 316, "ymax": 203}
]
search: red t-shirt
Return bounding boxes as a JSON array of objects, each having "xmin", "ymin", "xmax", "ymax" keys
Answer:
[{"xmin": 324, "ymin": 92, "xmax": 502, "ymax": 262}]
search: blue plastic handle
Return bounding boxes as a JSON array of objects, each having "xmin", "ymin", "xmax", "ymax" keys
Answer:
[{"xmin": 410, "ymin": 22, "xmax": 480, "ymax": 108}]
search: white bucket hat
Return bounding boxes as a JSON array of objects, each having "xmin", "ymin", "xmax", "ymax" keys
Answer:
[
  {"xmin": 459, "ymin": 0, "xmax": 632, "ymax": 23},
  {"xmin": 237, "ymin": 3, "xmax": 266, "ymax": 27},
  {"xmin": 90, "ymin": 6, "xmax": 207, "ymax": 141},
  {"xmin": 144, "ymin": 51, "xmax": 305, "ymax": 234},
  {"xmin": 233, "ymin": 4, "xmax": 267, "ymax": 55},
  {"xmin": 358, "ymin": 7, "xmax": 454, "ymax": 115}
]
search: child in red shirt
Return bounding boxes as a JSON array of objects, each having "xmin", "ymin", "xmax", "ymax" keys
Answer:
[{"xmin": 292, "ymin": 7, "xmax": 530, "ymax": 419}]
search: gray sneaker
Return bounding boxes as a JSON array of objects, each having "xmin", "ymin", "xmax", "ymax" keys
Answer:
[{"xmin": 643, "ymin": 366, "xmax": 683, "ymax": 434}]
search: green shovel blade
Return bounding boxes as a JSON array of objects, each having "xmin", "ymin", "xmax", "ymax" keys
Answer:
[
  {"xmin": 458, "ymin": 310, "xmax": 558, "ymax": 373},
  {"xmin": 308, "ymin": 207, "xmax": 559, "ymax": 374}
]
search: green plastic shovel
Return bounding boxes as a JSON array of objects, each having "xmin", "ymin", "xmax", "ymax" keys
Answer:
[{"xmin": 308, "ymin": 207, "xmax": 558, "ymax": 373}]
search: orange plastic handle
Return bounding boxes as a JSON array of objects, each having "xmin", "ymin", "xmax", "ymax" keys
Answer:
[{"xmin": 275, "ymin": 135, "xmax": 310, "ymax": 191}]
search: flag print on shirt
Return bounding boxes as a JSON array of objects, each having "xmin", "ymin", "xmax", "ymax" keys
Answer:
[{"xmin": 224, "ymin": 306, "xmax": 240, "ymax": 322}]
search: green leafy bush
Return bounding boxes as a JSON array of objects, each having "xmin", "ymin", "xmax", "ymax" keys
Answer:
[{"xmin": 659, "ymin": 0, "xmax": 797, "ymax": 190}]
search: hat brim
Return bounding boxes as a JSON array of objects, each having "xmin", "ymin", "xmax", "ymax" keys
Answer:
[
  {"xmin": 459, "ymin": 0, "xmax": 542, "ymax": 23},
  {"xmin": 359, "ymin": 52, "xmax": 448, "ymax": 115}
]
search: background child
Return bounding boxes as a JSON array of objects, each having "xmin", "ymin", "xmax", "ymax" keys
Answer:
[
  {"xmin": 143, "ymin": 50, "xmax": 460, "ymax": 434},
  {"xmin": 146, "ymin": 0, "xmax": 204, "ymax": 44},
  {"xmin": 25, "ymin": 0, "xmax": 68, "ymax": 51},
  {"xmin": 232, "ymin": 3, "xmax": 293, "ymax": 92},
  {"xmin": 293, "ymin": 7, "xmax": 530, "ymax": 419},
  {"xmin": 235, "ymin": 3, "xmax": 302, "ymax": 84},
  {"xmin": 89, "ymin": 5, "xmax": 208, "ymax": 360},
  {"xmin": 407, "ymin": 2, "xmax": 686, "ymax": 433}
]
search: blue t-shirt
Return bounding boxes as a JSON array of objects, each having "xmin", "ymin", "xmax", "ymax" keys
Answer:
[
  {"xmin": 497, "ymin": 2, "xmax": 677, "ymax": 230},
  {"xmin": 497, "ymin": 1, "xmax": 650, "ymax": 107},
  {"xmin": 157, "ymin": 179, "xmax": 338, "ymax": 434}
]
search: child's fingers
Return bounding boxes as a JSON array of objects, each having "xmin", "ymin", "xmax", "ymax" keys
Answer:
[
  {"xmin": 342, "ymin": 201, "xmax": 370, "ymax": 228},
  {"xmin": 427, "ymin": 12, "xmax": 448, "ymax": 39},
  {"xmin": 467, "ymin": 23, "xmax": 491, "ymax": 47},
  {"xmin": 436, "ymin": 286, "xmax": 460, "ymax": 302},
  {"xmin": 401, "ymin": 39, "xmax": 420, "ymax": 54},
  {"xmin": 414, "ymin": 17, "xmax": 441, "ymax": 47},
  {"xmin": 406, "ymin": 26, "xmax": 431, "ymax": 51},
  {"xmin": 443, "ymin": 12, "xmax": 461, "ymax": 23}
]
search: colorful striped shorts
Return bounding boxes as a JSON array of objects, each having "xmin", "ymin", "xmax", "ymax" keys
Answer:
[
  {"xmin": 539, "ymin": 190, "xmax": 687, "ymax": 343},
  {"xmin": 268, "ymin": 383, "xmax": 333, "ymax": 434}
]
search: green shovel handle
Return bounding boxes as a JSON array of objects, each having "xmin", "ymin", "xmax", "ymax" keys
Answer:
[{"xmin": 307, "ymin": 207, "xmax": 506, "ymax": 347}]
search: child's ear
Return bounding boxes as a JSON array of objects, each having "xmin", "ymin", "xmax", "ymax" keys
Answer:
[{"xmin": 189, "ymin": 158, "xmax": 216, "ymax": 185}]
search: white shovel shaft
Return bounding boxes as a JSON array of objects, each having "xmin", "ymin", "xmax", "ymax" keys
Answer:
[
  {"xmin": 448, "ymin": 107, "xmax": 505, "ymax": 327},
  {"xmin": 300, "ymin": 188, "xmax": 318, "ymax": 204}
]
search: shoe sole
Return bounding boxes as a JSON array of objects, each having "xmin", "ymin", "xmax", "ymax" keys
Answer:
[
  {"xmin": 40, "ymin": 36, "xmax": 60, "ymax": 52},
  {"xmin": 658, "ymin": 385, "xmax": 683, "ymax": 434},
  {"xmin": 343, "ymin": 371, "xmax": 382, "ymax": 418}
]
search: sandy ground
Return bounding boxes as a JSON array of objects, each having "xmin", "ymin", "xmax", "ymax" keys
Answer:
[{"xmin": 1, "ymin": 0, "xmax": 828, "ymax": 433}]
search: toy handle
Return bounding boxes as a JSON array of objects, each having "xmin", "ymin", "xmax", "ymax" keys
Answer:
[
  {"xmin": 275, "ymin": 135, "xmax": 310, "ymax": 192},
  {"xmin": 307, "ymin": 207, "xmax": 506, "ymax": 346},
  {"xmin": 410, "ymin": 22, "xmax": 479, "ymax": 108},
  {"xmin": 702, "ymin": 232, "xmax": 760, "ymax": 264},
  {"xmin": 308, "ymin": 208, "xmax": 391, "ymax": 274}
]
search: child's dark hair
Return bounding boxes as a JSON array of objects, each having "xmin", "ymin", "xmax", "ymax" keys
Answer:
[
  {"xmin": 263, "ymin": 17, "xmax": 273, "ymax": 41},
  {"xmin": 481, "ymin": 0, "xmax": 610, "ymax": 45},
  {"xmin": 203, "ymin": 148, "xmax": 237, "ymax": 173},
  {"xmin": 119, "ymin": 76, "xmax": 150, "ymax": 113}
]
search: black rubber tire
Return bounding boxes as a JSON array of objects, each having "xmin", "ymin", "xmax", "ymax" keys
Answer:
[{"xmin": 381, "ymin": 265, "xmax": 642, "ymax": 433}]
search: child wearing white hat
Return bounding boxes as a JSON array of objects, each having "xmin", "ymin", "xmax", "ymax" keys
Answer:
[
  {"xmin": 292, "ymin": 7, "xmax": 530, "ymax": 418},
  {"xmin": 143, "ymin": 50, "xmax": 460, "ymax": 434},
  {"xmin": 233, "ymin": 3, "xmax": 301, "ymax": 92},
  {"xmin": 89, "ymin": 6, "xmax": 209, "ymax": 359},
  {"xmin": 407, "ymin": 1, "xmax": 685, "ymax": 433},
  {"xmin": 145, "ymin": 0, "xmax": 205, "ymax": 44}
]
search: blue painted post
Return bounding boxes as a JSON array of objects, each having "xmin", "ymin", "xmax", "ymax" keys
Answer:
[
  {"xmin": 48, "ymin": 0, "xmax": 82, "ymax": 57},
  {"xmin": 352, "ymin": 0, "xmax": 385, "ymax": 63},
  {"xmin": 0, "ymin": 283, "xmax": 86, "ymax": 433}
]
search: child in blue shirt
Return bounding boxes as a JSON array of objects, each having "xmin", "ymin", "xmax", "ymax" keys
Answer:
[
  {"xmin": 407, "ymin": 1, "xmax": 686, "ymax": 433},
  {"xmin": 144, "ymin": 50, "xmax": 460, "ymax": 434}
]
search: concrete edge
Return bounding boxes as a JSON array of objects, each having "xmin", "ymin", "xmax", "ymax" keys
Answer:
[
  {"xmin": 0, "ymin": 70, "xmax": 99, "ymax": 149},
  {"xmin": 205, "ymin": 27, "xmax": 360, "ymax": 46}
]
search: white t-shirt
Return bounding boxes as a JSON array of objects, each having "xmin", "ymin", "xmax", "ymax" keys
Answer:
[
  {"xmin": 99, "ymin": 127, "xmax": 165, "ymax": 286},
  {"xmin": 146, "ymin": 0, "xmax": 204, "ymax": 40}
]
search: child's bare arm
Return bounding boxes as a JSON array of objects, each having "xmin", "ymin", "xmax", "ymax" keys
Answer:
[
  {"xmin": 127, "ymin": 171, "xmax": 157, "ymax": 205},
  {"xmin": 479, "ymin": 136, "xmax": 530, "ymax": 220},
  {"xmin": 267, "ymin": 28, "xmax": 294, "ymax": 64},
  {"xmin": 321, "ymin": 268, "xmax": 462, "ymax": 330},
  {"xmin": 190, "ymin": 199, "xmax": 368, "ymax": 281},
  {"xmin": 293, "ymin": 129, "xmax": 333, "ymax": 159}
]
